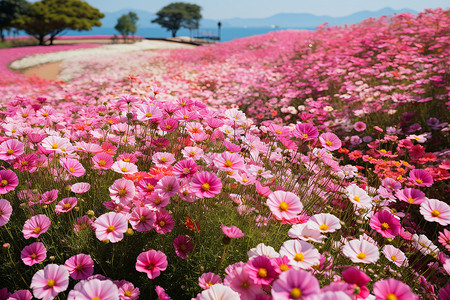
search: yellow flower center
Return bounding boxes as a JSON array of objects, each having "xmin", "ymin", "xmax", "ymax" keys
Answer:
[
  {"xmin": 75, "ymin": 264, "xmax": 83, "ymax": 271},
  {"xmin": 147, "ymin": 184, "xmax": 154, "ymax": 191},
  {"xmin": 183, "ymin": 168, "xmax": 191, "ymax": 175},
  {"xmin": 92, "ymin": 297, "xmax": 101, "ymax": 300},
  {"xmin": 302, "ymin": 133, "xmax": 308, "ymax": 139},
  {"xmin": 107, "ymin": 225, "xmax": 115, "ymax": 233},
  {"xmin": 319, "ymin": 224, "xmax": 329, "ymax": 231},
  {"xmin": 125, "ymin": 291, "xmax": 132, "ymax": 297},
  {"xmin": 407, "ymin": 198, "xmax": 414, "ymax": 203},
  {"xmin": 279, "ymin": 202, "xmax": 289, "ymax": 211},
  {"xmin": 357, "ymin": 252, "xmax": 367, "ymax": 259},
  {"xmin": 390, "ymin": 255, "xmax": 397, "ymax": 261},
  {"xmin": 165, "ymin": 185, "xmax": 173, "ymax": 192},
  {"xmin": 160, "ymin": 157, "xmax": 167, "ymax": 162},
  {"xmin": 98, "ymin": 160, "xmax": 106, "ymax": 166},
  {"xmin": 69, "ymin": 167, "xmax": 76, "ymax": 173},
  {"xmin": 121, "ymin": 167, "xmax": 128, "ymax": 172},
  {"xmin": 139, "ymin": 216, "xmax": 146, "ymax": 222},
  {"xmin": 64, "ymin": 203, "xmax": 71, "ymax": 209},
  {"xmin": 431, "ymin": 209, "xmax": 441, "ymax": 217},
  {"xmin": 6, "ymin": 149, "xmax": 14, "ymax": 155},
  {"xmin": 381, "ymin": 222, "xmax": 390, "ymax": 230},
  {"xmin": 386, "ymin": 294, "xmax": 398, "ymax": 300},
  {"xmin": 42, "ymin": 112, "xmax": 49, "ymax": 117},
  {"xmin": 145, "ymin": 112, "xmax": 152, "ymax": 118},
  {"xmin": 257, "ymin": 268, "xmax": 267, "ymax": 278},
  {"xmin": 224, "ymin": 159, "xmax": 233, "ymax": 168},
  {"xmin": 165, "ymin": 125, "xmax": 172, "ymax": 130},
  {"xmin": 0, "ymin": 180, "xmax": 8, "ymax": 186},
  {"xmin": 183, "ymin": 115, "xmax": 189, "ymax": 119},
  {"xmin": 31, "ymin": 253, "xmax": 37, "ymax": 259},
  {"xmin": 326, "ymin": 140, "xmax": 333, "ymax": 146},
  {"xmin": 51, "ymin": 144, "xmax": 58, "ymax": 149},
  {"xmin": 118, "ymin": 188, "xmax": 127, "ymax": 196},
  {"xmin": 275, "ymin": 130, "xmax": 282, "ymax": 134},
  {"xmin": 280, "ymin": 264, "xmax": 290, "ymax": 271},
  {"xmin": 290, "ymin": 288, "xmax": 302, "ymax": 299},
  {"xmin": 415, "ymin": 178, "xmax": 423, "ymax": 184},
  {"xmin": 353, "ymin": 196, "xmax": 360, "ymax": 202},
  {"xmin": 294, "ymin": 253, "xmax": 304, "ymax": 262},
  {"xmin": 189, "ymin": 151, "xmax": 196, "ymax": 157},
  {"xmin": 154, "ymin": 198, "xmax": 161, "ymax": 205},
  {"xmin": 46, "ymin": 279, "xmax": 55, "ymax": 288},
  {"xmin": 33, "ymin": 226, "xmax": 41, "ymax": 234},
  {"xmin": 201, "ymin": 183, "xmax": 210, "ymax": 191},
  {"xmin": 159, "ymin": 220, "xmax": 165, "ymax": 227}
]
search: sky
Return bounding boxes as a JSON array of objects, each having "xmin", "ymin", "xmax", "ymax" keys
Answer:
[{"xmin": 70, "ymin": 0, "xmax": 448, "ymax": 19}]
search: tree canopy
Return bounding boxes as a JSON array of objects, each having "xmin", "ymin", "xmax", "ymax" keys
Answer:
[
  {"xmin": 152, "ymin": 2, "xmax": 202, "ymax": 37},
  {"xmin": 115, "ymin": 12, "xmax": 139, "ymax": 41},
  {"xmin": 13, "ymin": 0, "xmax": 104, "ymax": 45},
  {"xmin": 0, "ymin": 0, "xmax": 29, "ymax": 42}
]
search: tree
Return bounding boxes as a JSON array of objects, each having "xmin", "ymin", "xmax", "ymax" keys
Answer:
[
  {"xmin": 115, "ymin": 12, "xmax": 138, "ymax": 42},
  {"xmin": 13, "ymin": 0, "xmax": 104, "ymax": 45},
  {"xmin": 0, "ymin": 0, "xmax": 29, "ymax": 42},
  {"xmin": 152, "ymin": 2, "xmax": 201, "ymax": 38}
]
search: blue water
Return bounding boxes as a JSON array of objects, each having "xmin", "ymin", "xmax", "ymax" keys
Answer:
[{"xmin": 13, "ymin": 27, "xmax": 313, "ymax": 42}]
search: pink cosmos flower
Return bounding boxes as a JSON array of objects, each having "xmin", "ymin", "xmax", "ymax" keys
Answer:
[
  {"xmin": 71, "ymin": 182, "xmax": 90, "ymax": 194},
  {"xmin": 30, "ymin": 264, "xmax": 69, "ymax": 300},
  {"xmin": 246, "ymin": 255, "xmax": 278, "ymax": 286},
  {"xmin": 0, "ymin": 198, "xmax": 12, "ymax": 226},
  {"xmin": 279, "ymin": 239, "xmax": 320, "ymax": 269},
  {"xmin": 60, "ymin": 158, "xmax": 85, "ymax": 177},
  {"xmin": 181, "ymin": 146, "xmax": 204, "ymax": 161},
  {"xmin": 92, "ymin": 152, "xmax": 113, "ymax": 170},
  {"xmin": 224, "ymin": 262, "xmax": 264, "ymax": 298},
  {"xmin": 55, "ymin": 197, "xmax": 77, "ymax": 215},
  {"xmin": 0, "ymin": 287, "xmax": 11, "ymax": 299},
  {"xmin": 271, "ymin": 269, "xmax": 320, "ymax": 299},
  {"xmin": 8, "ymin": 289, "xmax": 33, "ymax": 300},
  {"xmin": 159, "ymin": 118, "xmax": 179, "ymax": 132},
  {"xmin": 109, "ymin": 178, "xmax": 135, "ymax": 204},
  {"xmin": 293, "ymin": 123, "xmax": 319, "ymax": 141},
  {"xmin": 0, "ymin": 170, "xmax": 18, "ymax": 194},
  {"xmin": 21, "ymin": 242, "xmax": 47, "ymax": 266},
  {"xmin": 173, "ymin": 235, "xmax": 194, "ymax": 259},
  {"xmin": 136, "ymin": 104, "xmax": 163, "ymax": 121},
  {"xmin": 438, "ymin": 229, "xmax": 450, "ymax": 251},
  {"xmin": 267, "ymin": 190, "xmax": 303, "ymax": 223},
  {"xmin": 94, "ymin": 212, "xmax": 128, "ymax": 243},
  {"xmin": 288, "ymin": 223, "xmax": 324, "ymax": 243},
  {"xmin": 214, "ymin": 152, "xmax": 245, "ymax": 172},
  {"xmin": 129, "ymin": 206, "xmax": 156, "ymax": 232},
  {"xmin": 345, "ymin": 184, "xmax": 372, "ymax": 209},
  {"xmin": 111, "ymin": 160, "xmax": 138, "ymax": 175},
  {"xmin": 64, "ymin": 254, "xmax": 94, "ymax": 280},
  {"xmin": 67, "ymin": 279, "xmax": 119, "ymax": 300},
  {"xmin": 319, "ymin": 132, "xmax": 342, "ymax": 151},
  {"xmin": 136, "ymin": 177, "xmax": 157, "ymax": 197},
  {"xmin": 196, "ymin": 284, "xmax": 240, "ymax": 300},
  {"xmin": 420, "ymin": 198, "xmax": 450, "ymax": 226},
  {"xmin": 23, "ymin": 214, "xmax": 51, "ymax": 239},
  {"xmin": 155, "ymin": 176, "xmax": 180, "ymax": 198},
  {"xmin": 408, "ymin": 169, "xmax": 433, "ymax": 187},
  {"xmin": 0, "ymin": 139, "xmax": 24, "ymax": 161},
  {"xmin": 370, "ymin": 210, "xmax": 401, "ymax": 238},
  {"xmin": 73, "ymin": 215, "xmax": 93, "ymax": 233},
  {"xmin": 40, "ymin": 190, "xmax": 58, "ymax": 205},
  {"xmin": 342, "ymin": 238, "xmax": 379, "ymax": 264},
  {"xmin": 191, "ymin": 171, "xmax": 222, "ymax": 198},
  {"xmin": 373, "ymin": 278, "xmax": 418, "ymax": 300},
  {"xmin": 395, "ymin": 188, "xmax": 426, "ymax": 205},
  {"xmin": 354, "ymin": 121, "xmax": 367, "ymax": 132},
  {"xmin": 154, "ymin": 209, "xmax": 175, "ymax": 234},
  {"xmin": 342, "ymin": 266, "xmax": 371, "ymax": 289},
  {"xmin": 173, "ymin": 159, "xmax": 198, "ymax": 179},
  {"xmin": 152, "ymin": 152, "xmax": 176, "ymax": 168},
  {"xmin": 155, "ymin": 285, "xmax": 171, "ymax": 300},
  {"xmin": 382, "ymin": 245, "xmax": 408, "ymax": 267},
  {"xmin": 307, "ymin": 213, "xmax": 341, "ymax": 233},
  {"xmin": 199, "ymin": 272, "xmax": 222, "ymax": 289},
  {"xmin": 135, "ymin": 249, "xmax": 168, "ymax": 279},
  {"xmin": 118, "ymin": 282, "xmax": 140, "ymax": 300},
  {"xmin": 41, "ymin": 136, "xmax": 72, "ymax": 153},
  {"xmin": 144, "ymin": 192, "xmax": 169, "ymax": 210},
  {"xmin": 221, "ymin": 225, "xmax": 245, "ymax": 239}
]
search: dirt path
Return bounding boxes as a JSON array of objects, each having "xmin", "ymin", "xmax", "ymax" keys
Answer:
[{"xmin": 22, "ymin": 61, "xmax": 62, "ymax": 80}]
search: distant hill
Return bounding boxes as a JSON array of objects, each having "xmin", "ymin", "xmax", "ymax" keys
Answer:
[{"xmin": 101, "ymin": 7, "xmax": 417, "ymax": 29}]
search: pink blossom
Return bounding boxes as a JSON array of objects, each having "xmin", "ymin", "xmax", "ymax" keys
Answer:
[
  {"xmin": 221, "ymin": 225, "xmax": 244, "ymax": 239},
  {"xmin": 129, "ymin": 206, "xmax": 156, "ymax": 232},
  {"xmin": 64, "ymin": 254, "xmax": 94, "ymax": 280},
  {"xmin": 370, "ymin": 210, "xmax": 401, "ymax": 238},
  {"xmin": 190, "ymin": 171, "xmax": 222, "ymax": 199},
  {"xmin": 319, "ymin": 132, "xmax": 342, "ymax": 151},
  {"xmin": 54, "ymin": 197, "xmax": 77, "ymax": 215},
  {"xmin": 92, "ymin": 152, "xmax": 114, "ymax": 170},
  {"xmin": 199, "ymin": 272, "xmax": 222, "ymax": 289},
  {"xmin": 109, "ymin": 178, "xmax": 135, "ymax": 204},
  {"xmin": 0, "ymin": 170, "xmax": 18, "ymax": 194},
  {"xmin": 0, "ymin": 139, "xmax": 24, "ymax": 161},
  {"xmin": 271, "ymin": 269, "xmax": 320, "ymax": 299},
  {"xmin": 135, "ymin": 249, "xmax": 168, "ymax": 279},
  {"xmin": 60, "ymin": 158, "xmax": 85, "ymax": 177},
  {"xmin": 30, "ymin": 264, "xmax": 69, "ymax": 300},
  {"xmin": 0, "ymin": 198, "xmax": 12, "ymax": 226},
  {"xmin": 94, "ymin": 212, "xmax": 128, "ymax": 243},
  {"xmin": 23, "ymin": 214, "xmax": 51, "ymax": 239},
  {"xmin": 373, "ymin": 278, "xmax": 418, "ymax": 300},
  {"xmin": 71, "ymin": 182, "xmax": 90, "ymax": 194},
  {"xmin": 67, "ymin": 278, "xmax": 119, "ymax": 300},
  {"xmin": 420, "ymin": 198, "xmax": 450, "ymax": 226},
  {"xmin": 408, "ymin": 169, "xmax": 433, "ymax": 187},
  {"xmin": 21, "ymin": 242, "xmax": 47, "ymax": 266},
  {"xmin": 267, "ymin": 190, "xmax": 303, "ymax": 223}
]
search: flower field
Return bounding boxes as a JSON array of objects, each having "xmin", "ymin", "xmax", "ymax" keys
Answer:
[{"xmin": 0, "ymin": 8, "xmax": 449, "ymax": 300}]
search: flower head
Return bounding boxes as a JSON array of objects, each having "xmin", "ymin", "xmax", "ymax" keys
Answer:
[
  {"xmin": 23, "ymin": 214, "xmax": 51, "ymax": 239},
  {"xmin": 342, "ymin": 238, "xmax": 379, "ymax": 264},
  {"xmin": 94, "ymin": 212, "xmax": 128, "ymax": 243},
  {"xmin": 0, "ymin": 170, "xmax": 18, "ymax": 194},
  {"xmin": 271, "ymin": 269, "xmax": 320, "ymax": 299},
  {"xmin": 370, "ymin": 210, "xmax": 401, "ymax": 238},
  {"xmin": 267, "ymin": 191, "xmax": 303, "ymax": 223},
  {"xmin": 64, "ymin": 254, "xmax": 94, "ymax": 280},
  {"xmin": 60, "ymin": 158, "xmax": 85, "ymax": 177},
  {"xmin": 173, "ymin": 235, "xmax": 194, "ymax": 259},
  {"xmin": 373, "ymin": 278, "xmax": 418, "ymax": 300},
  {"xmin": 0, "ymin": 198, "xmax": 12, "ymax": 226},
  {"xmin": 21, "ymin": 242, "xmax": 47, "ymax": 266},
  {"xmin": 191, "ymin": 171, "xmax": 222, "ymax": 199},
  {"xmin": 420, "ymin": 198, "xmax": 450, "ymax": 226},
  {"xmin": 30, "ymin": 264, "xmax": 69, "ymax": 300},
  {"xmin": 135, "ymin": 249, "xmax": 168, "ymax": 279}
]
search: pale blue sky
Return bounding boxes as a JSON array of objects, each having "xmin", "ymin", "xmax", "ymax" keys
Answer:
[{"xmin": 30, "ymin": 0, "xmax": 449, "ymax": 19}]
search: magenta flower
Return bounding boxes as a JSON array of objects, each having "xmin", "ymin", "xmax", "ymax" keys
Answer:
[
  {"xmin": 267, "ymin": 190, "xmax": 303, "ymax": 223},
  {"xmin": 0, "ymin": 198, "xmax": 12, "ymax": 226},
  {"xmin": 60, "ymin": 158, "xmax": 85, "ymax": 177},
  {"xmin": 129, "ymin": 206, "xmax": 156, "ymax": 232},
  {"xmin": 172, "ymin": 159, "xmax": 198, "ymax": 179},
  {"xmin": 155, "ymin": 285, "xmax": 172, "ymax": 300},
  {"xmin": 54, "ymin": 197, "xmax": 77, "ymax": 215},
  {"xmin": 221, "ymin": 225, "xmax": 245, "ymax": 239},
  {"xmin": 408, "ymin": 169, "xmax": 433, "ymax": 187},
  {"xmin": 67, "ymin": 279, "xmax": 119, "ymax": 300},
  {"xmin": 92, "ymin": 152, "xmax": 113, "ymax": 170},
  {"xmin": 341, "ymin": 266, "xmax": 371, "ymax": 288},
  {"xmin": 135, "ymin": 249, "xmax": 168, "ymax": 279},
  {"xmin": 0, "ymin": 139, "xmax": 24, "ymax": 161},
  {"xmin": 420, "ymin": 198, "xmax": 450, "ymax": 226},
  {"xmin": 319, "ymin": 132, "xmax": 342, "ymax": 151},
  {"xmin": 370, "ymin": 210, "xmax": 401, "ymax": 238},
  {"xmin": 136, "ymin": 104, "xmax": 163, "ymax": 121},
  {"xmin": 94, "ymin": 212, "xmax": 128, "ymax": 243},
  {"xmin": 438, "ymin": 229, "xmax": 450, "ymax": 251},
  {"xmin": 271, "ymin": 269, "xmax": 320, "ymax": 299},
  {"xmin": 354, "ymin": 121, "xmax": 367, "ymax": 132},
  {"xmin": 118, "ymin": 281, "xmax": 140, "ymax": 300},
  {"xmin": 109, "ymin": 178, "xmax": 135, "ymax": 204},
  {"xmin": 71, "ymin": 182, "xmax": 90, "ymax": 194},
  {"xmin": 154, "ymin": 209, "xmax": 175, "ymax": 234},
  {"xmin": 293, "ymin": 123, "xmax": 319, "ymax": 141},
  {"xmin": 64, "ymin": 254, "xmax": 94, "ymax": 280},
  {"xmin": 191, "ymin": 171, "xmax": 222, "ymax": 198},
  {"xmin": 247, "ymin": 255, "xmax": 278, "ymax": 286},
  {"xmin": 30, "ymin": 264, "xmax": 69, "ymax": 300},
  {"xmin": 395, "ymin": 188, "xmax": 426, "ymax": 205},
  {"xmin": 8, "ymin": 290, "xmax": 32, "ymax": 300},
  {"xmin": 224, "ymin": 263, "xmax": 264, "ymax": 298},
  {"xmin": 159, "ymin": 118, "xmax": 179, "ymax": 132},
  {"xmin": 373, "ymin": 278, "xmax": 418, "ymax": 300},
  {"xmin": 40, "ymin": 189, "xmax": 58, "ymax": 205},
  {"xmin": 173, "ymin": 235, "xmax": 194, "ymax": 259},
  {"xmin": 214, "ymin": 152, "xmax": 245, "ymax": 172},
  {"xmin": 21, "ymin": 242, "xmax": 47, "ymax": 266},
  {"xmin": 155, "ymin": 176, "xmax": 180, "ymax": 198},
  {"xmin": 199, "ymin": 272, "xmax": 222, "ymax": 289},
  {"xmin": 23, "ymin": 214, "xmax": 51, "ymax": 239},
  {"xmin": 0, "ymin": 170, "xmax": 18, "ymax": 194}
]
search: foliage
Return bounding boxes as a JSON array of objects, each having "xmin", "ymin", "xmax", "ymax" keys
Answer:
[
  {"xmin": 0, "ymin": 0, "xmax": 29, "ymax": 42},
  {"xmin": 114, "ymin": 12, "xmax": 139, "ymax": 42},
  {"xmin": 152, "ymin": 2, "xmax": 202, "ymax": 37},
  {"xmin": 12, "ymin": 0, "xmax": 104, "ymax": 45}
]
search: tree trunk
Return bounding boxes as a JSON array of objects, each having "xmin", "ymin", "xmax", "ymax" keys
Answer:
[
  {"xmin": 171, "ymin": 30, "xmax": 177, "ymax": 38},
  {"xmin": 0, "ymin": 29, "xmax": 5, "ymax": 43},
  {"xmin": 38, "ymin": 35, "xmax": 45, "ymax": 46},
  {"xmin": 50, "ymin": 35, "xmax": 55, "ymax": 45}
]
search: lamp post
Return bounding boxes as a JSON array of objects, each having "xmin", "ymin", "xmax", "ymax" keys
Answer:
[{"xmin": 217, "ymin": 21, "xmax": 222, "ymax": 41}]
